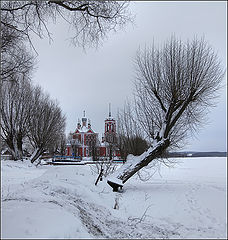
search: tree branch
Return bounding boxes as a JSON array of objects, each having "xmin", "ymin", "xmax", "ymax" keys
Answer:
[
  {"xmin": 1, "ymin": 3, "xmax": 36, "ymax": 12},
  {"xmin": 152, "ymin": 89, "xmax": 167, "ymax": 113},
  {"xmin": 169, "ymin": 92, "xmax": 195, "ymax": 131},
  {"xmin": 48, "ymin": 1, "xmax": 89, "ymax": 12}
]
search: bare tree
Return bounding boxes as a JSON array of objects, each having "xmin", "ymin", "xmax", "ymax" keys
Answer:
[
  {"xmin": 91, "ymin": 158, "xmax": 117, "ymax": 185},
  {"xmin": 1, "ymin": 1, "xmax": 132, "ymax": 49},
  {"xmin": 0, "ymin": 38, "xmax": 34, "ymax": 159},
  {"xmin": 28, "ymin": 86, "xmax": 66, "ymax": 163},
  {"xmin": 1, "ymin": 77, "xmax": 33, "ymax": 160},
  {"xmin": 117, "ymin": 134, "xmax": 149, "ymax": 161},
  {"xmin": 108, "ymin": 36, "xmax": 224, "ymax": 191},
  {"xmin": 58, "ymin": 132, "xmax": 67, "ymax": 156},
  {"xmin": 117, "ymin": 101, "xmax": 148, "ymax": 161},
  {"xmin": 0, "ymin": 27, "xmax": 35, "ymax": 160},
  {"xmin": 0, "ymin": 77, "xmax": 66, "ymax": 162},
  {"xmin": 87, "ymin": 134, "xmax": 99, "ymax": 161},
  {"xmin": 48, "ymin": 131, "xmax": 66, "ymax": 156},
  {"xmin": 1, "ymin": 10, "xmax": 36, "ymax": 82}
]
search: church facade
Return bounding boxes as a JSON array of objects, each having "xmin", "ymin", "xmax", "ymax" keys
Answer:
[{"xmin": 66, "ymin": 110, "xmax": 120, "ymax": 159}]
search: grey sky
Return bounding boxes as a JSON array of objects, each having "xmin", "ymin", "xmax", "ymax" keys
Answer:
[{"xmin": 32, "ymin": 1, "xmax": 227, "ymax": 152}]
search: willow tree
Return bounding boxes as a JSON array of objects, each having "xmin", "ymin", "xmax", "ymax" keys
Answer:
[
  {"xmin": 1, "ymin": 1, "xmax": 131, "ymax": 49},
  {"xmin": 27, "ymin": 86, "xmax": 66, "ymax": 163},
  {"xmin": 108, "ymin": 37, "xmax": 224, "ymax": 191},
  {"xmin": 1, "ymin": 78, "xmax": 33, "ymax": 160}
]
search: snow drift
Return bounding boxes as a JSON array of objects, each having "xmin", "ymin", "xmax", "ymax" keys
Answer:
[{"xmin": 1, "ymin": 157, "xmax": 227, "ymax": 239}]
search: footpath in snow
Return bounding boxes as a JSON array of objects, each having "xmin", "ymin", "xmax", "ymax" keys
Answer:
[{"xmin": 1, "ymin": 157, "xmax": 227, "ymax": 239}]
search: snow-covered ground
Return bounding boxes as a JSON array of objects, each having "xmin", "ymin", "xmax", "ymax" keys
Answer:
[{"xmin": 1, "ymin": 157, "xmax": 227, "ymax": 239}]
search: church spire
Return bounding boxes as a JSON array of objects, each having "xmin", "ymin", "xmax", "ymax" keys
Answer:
[
  {"xmin": 109, "ymin": 103, "xmax": 111, "ymax": 118},
  {"xmin": 82, "ymin": 110, "xmax": 87, "ymax": 127}
]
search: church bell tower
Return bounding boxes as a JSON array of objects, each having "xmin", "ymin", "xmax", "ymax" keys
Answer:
[{"xmin": 104, "ymin": 103, "xmax": 116, "ymax": 144}]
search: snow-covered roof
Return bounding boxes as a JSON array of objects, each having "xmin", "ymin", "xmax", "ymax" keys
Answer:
[
  {"xmin": 100, "ymin": 142, "xmax": 107, "ymax": 147},
  {"xmin": 75, "ymin": 126, "xmax": 96, "ymax": 134},
  {"xmin": 81, "ymin": 126, "xmax": 89, "ymax": 133}
]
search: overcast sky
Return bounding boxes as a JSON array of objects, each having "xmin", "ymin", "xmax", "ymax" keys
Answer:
[{"xmin": 32, "ymin": 1, "xmax": 227, "ymax": 152}]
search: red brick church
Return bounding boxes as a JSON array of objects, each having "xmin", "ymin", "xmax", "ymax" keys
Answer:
[{"xmin": 66, "ymin": 108, "xmax": 120, "ymax": 159}]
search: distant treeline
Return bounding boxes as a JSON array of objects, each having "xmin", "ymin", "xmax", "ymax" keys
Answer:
[{"xmin": 167, "ymin": 152, "xmax": 227, "ymax": 158}]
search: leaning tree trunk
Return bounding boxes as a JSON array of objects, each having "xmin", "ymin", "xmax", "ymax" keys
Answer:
[
  {"xmin": 30, "ymin": 148, "xmax": 44, "ymax": 163},
  {"xmin": 107, "ymin": 138, "xmax": 170, "ymax": 191}
]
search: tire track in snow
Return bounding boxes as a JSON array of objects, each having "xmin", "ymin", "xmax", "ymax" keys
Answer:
[{"xmin": 20, "ymin": 180, "xmax": 181, "ymax": 239}]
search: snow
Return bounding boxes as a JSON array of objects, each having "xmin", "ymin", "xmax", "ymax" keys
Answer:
[
  {"xmin": 100, "ymin": 142, "xmax": 107, "ymax": 147},
  {"xmin": 77, "ymin": 126, "xmax": 92, "ymax": 133},
  {"xmin": 107, "ymin": 177, "xmax": 123, "ymax": 186},
  {"xmin": 159, "ymin": 122, "xmax": 167, "ymax": 138},
  {"xmin": 2, "ymin": 201, "xmax": 90, "ymax": 239},
  {"xmin": 1, "ymin": 157, "xmax": 227, "ymax": 239}
]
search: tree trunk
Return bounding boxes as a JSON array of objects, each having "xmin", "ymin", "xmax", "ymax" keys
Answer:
[
  {"xmin": 9, "ymin": 137, "xmax": 23, "ymax": 160},
  {"xmin": 30, "ymin": 148, "xmax": 44, "ymax": 163},
  {"xmin": 107, "ymin": 139, "xmax": 170, "ymax": 191},
  {"xmin": 95, "ymin": 168, "xmax": 103, "ymax": 185},
  {"xmin": 6, "ymin": 139, "xmax": 16, "ymax": 160},
  {"xmin": 16, "ymin": 133, "xmax": 23, "ymax": 160}
]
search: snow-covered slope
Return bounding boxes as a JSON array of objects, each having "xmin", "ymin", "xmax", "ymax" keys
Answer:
[{"xmin": 1, "ymin": 157, "xmax": 227, "ymax": 239}]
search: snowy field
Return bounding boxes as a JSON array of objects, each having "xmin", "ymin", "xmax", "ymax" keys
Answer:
[{"xmin": 1, "ymin": 157, "xmax": 227, "ymax": 239}]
